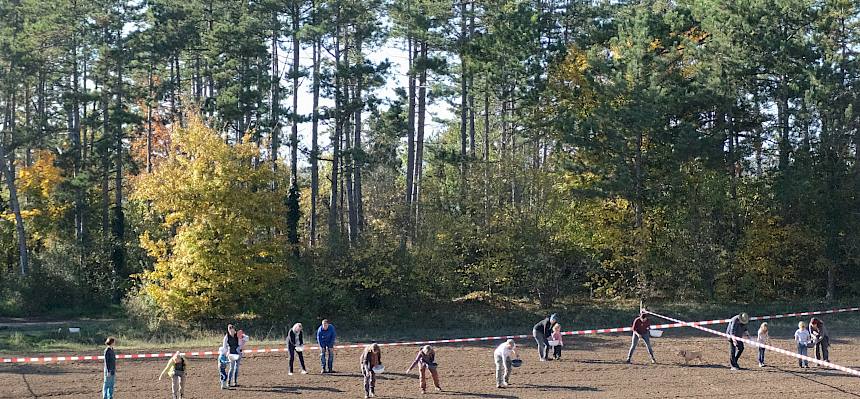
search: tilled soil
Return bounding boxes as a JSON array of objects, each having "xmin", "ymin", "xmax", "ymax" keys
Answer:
[{"xmin": 2, "ymin": 335, "xmax": 859, "ymax": 398}]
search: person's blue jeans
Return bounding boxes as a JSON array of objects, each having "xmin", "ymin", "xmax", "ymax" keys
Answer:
[
  {"xmin": 758, "ymin": 348, "xmax": 765, "ymax": 365},
  {"xmin": 228, "ymin": 357, "xmax": 240, "ymax": 384},
  {"xmin": 532, "ymin": 329, "xmax": 549, "ymax": 360},
  {"xmin": 102, "ymin": 373, "xmax": 115, "ymax": 399},
  {"xmin": 320, "ymin": 346, "xmax": 334, "ymax": 371},
  {"xmin": 626, "ymin": 333, "xmax": 655, "ymax": 362},
  {"xmin": 798, "ymin": 344, "xmax": 808, "ymax": 367},
  {"xmin": 219, "ymin": 363, "xmax": 228, "ymax": 383}
]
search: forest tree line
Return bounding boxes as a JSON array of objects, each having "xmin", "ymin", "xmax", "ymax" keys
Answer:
[{"xmin": 0, "ymin": 0, "xmax": 859, "ymax": 320}]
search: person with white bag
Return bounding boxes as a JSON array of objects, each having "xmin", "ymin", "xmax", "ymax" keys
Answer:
[
  {"xmin": 625, "ymin": 312, "xmax": 657, "ymax": 364},
  {"xmin": 287, "ymin": 323, "xmax": 308, "ymax": 375},
  {"xmin": 222, "ymin": 324, "xmax": 241, "ymax": 387},
  {"xmin": 359, "ymin": 343, "xmax": 382, "ymax": 398}
]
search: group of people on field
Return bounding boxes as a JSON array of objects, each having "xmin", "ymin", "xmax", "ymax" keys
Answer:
[
  {"xmin": 99, "ymin": 311, "xmax": 836, "ymax": 399},
  {"xmin": 726, "ymin": 312, "xmax": 831, "ymax": 370}
]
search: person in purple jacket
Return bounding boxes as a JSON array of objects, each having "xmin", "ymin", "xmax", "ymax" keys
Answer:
[{"xmin": 317, "ymin": 319, "xmax": 337, "ymax": 373}]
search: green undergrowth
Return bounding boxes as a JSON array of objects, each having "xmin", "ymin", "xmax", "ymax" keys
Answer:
[{"xmin": 1, "ymin": 298, "xmax": 858, "ymax": 355}]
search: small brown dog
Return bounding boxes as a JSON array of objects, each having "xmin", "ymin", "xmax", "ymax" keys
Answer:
[{"xmin": 676, "ymin": 350, "xmax": 703, "ymax": 365}]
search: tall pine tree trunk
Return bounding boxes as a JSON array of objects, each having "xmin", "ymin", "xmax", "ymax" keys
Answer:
[
  {"xmin": 458, "ymin": 0, "xmax": 468, "ymax": 202},
  {"xmin": 483, "ymin": 88, "xmax": 490, "ymax": 225},
  {"xmin": 310, "ymin": 0, "xmax": 321, "ymax": 247},
  {"xmin": 271, "ymin": 12, "xmax": 280, "ymax": 169},
  {"xmin": 287, "ymin": 3, "xmax": 301, "ymax": 254},
  {"xmin": 404, "ymin": 37, "xmax": 416, "ymax": 214},
  {"xmin": 329, "ymin": 15, "xmax": 343, "ymax": 249},
  {"xmin": 112, "ymin": 31, "xmax": 125, "ymax": 303},
  {"xmin": 71, "ymin": 22, "xmax": 84, "ymax": 244},
  {"xmin": 344, "ymin": 43, "xmax": 358, "ymax": 244},
  {"xmin": 413, "ymin": 41, "xmax": 428, "ymax": 235},
  {"xmin": 146, "ymin": 56, "xmax": 154, "ymax": 173},
  {"xmin": 2, "ymin": 84, "xmax": 28, "ymax": 276},
  {"xmin": 353, "ymin": 40, "xmax": 365, "ymax": 234}
]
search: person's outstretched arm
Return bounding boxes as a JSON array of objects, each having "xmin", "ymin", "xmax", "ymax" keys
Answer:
[
  {"xmin": 406, "ymin": 352, "xmax": 421, "ymax": 373},
  {"xmin": 158, "ymin": 358, "xmax": 175, "ymax": 380}
]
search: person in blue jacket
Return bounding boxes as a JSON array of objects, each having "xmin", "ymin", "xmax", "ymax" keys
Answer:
[{"xmin": 317, "ymin": 319, "xmax": 337, "ymax": 373}]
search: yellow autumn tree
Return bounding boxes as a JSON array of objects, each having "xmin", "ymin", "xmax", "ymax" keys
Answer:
[
  {"xmin": 10, "ymin": 152, "xmax": 67, "ymax": 240},
  {"xmin": 132, "ymin": 115, "xmax": 289, "ymax": 320}
]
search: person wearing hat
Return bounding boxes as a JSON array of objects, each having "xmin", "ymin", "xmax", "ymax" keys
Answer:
[
  {"xmin": 407, "ymin": 345, "xmax": 442, "ymax": 394},
  {"xmin": 359, "ymin": 343, "xmax": 382, "ymax": 398},
  {"xmin": 532, "ymin": 314, "xmax": 558, "ymax": 361},
  {"xmin": 625, "ymin": 312, "xmax": 656, "ymax": 364},
  {"xmin": 726, "ymin": 312, "xmax": 750, "ymax": 370}
]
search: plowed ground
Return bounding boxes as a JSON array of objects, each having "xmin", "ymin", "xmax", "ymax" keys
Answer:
[{"xmin": 2, "ymin": 335, "xmax": 859, "ymax": 398}]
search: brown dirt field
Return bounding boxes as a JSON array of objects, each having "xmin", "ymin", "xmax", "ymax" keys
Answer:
[{"xmin": 1, "ymin": 335, "xmax": 859, "ymax": 399}]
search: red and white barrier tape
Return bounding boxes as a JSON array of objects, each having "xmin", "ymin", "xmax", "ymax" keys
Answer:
[
  {"xmin": 3, "ymin": 306, "xmax": 857, "ymax": 364},
  {"xmin": 644, "ymin": 310, "xmax": 860, "ymax": 378},
  {"xmin": 645, "ymin": 306, "xmax": 860, "ymax": 331}
]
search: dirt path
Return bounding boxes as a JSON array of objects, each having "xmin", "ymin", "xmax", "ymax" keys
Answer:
[{"xmin": 1, "ymin": 335, "xmax": 858, "ymax": 398}]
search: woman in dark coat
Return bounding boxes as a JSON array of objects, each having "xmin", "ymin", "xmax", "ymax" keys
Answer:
[{"xmin": 287, "ymin": 323, "xmax": 308, "ymax": 375}]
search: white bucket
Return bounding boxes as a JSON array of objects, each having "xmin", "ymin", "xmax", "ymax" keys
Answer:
[
  {"xmin": 547, "ymin": 340, "xmax": 561, "ymax": 346},
  {"xmin": 295, "ymin": 345, "xmax": 304, "ymax": 352},
  {"xmin": 372, "ymin": 365, "xmax": 385, "ymax": 374},
  {"xmin": 649, "ymin": 329, "xmax": 663, "ymax": 338},
  {"xmin": 228, "ymin": 354, "xmax": 241, "ymax": 361}
]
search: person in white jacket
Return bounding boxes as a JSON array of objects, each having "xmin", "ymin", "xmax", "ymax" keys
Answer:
[
  {"xmin": 493, "ymin": 339, "xmax": 519, "ymax": 389},
  {"xmin": 756, "ymin": 322, "xmax": 770, "ymax": 367}
]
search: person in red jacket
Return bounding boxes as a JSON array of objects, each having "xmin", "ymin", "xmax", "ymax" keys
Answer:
[{"xmin": 625, "ymin": 312, "xmax": 656, "ymax": 364}]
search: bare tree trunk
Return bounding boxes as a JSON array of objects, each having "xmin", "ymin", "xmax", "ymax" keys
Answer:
[
  {"xmin": 147, "ymin": 57, "xmax": 154, "ymax": 173},
  {"xmin": 413, "ymin": 41, "xmax": 428, "ymax": 235},
  {"xmin": 112, "ymin": 30, "xmax": 126, "ymax": 303},
  {"xmin": 458, "ymin": 0, "xmax": 468, "ymax": 201},
  {"xmin": 328, "ymin": 14, "xmax": 343, "ymax": 249},
  {"xmin": 81, "ymin": 56, "xmax": 88, "ymax": 162},
  {"xmin": 353, "ymin": 40, "xmax": 365, "ymax": 234},
  {"xmin": 175, "ymin": 53, "xmax": 184, "ymax": 126},
  {"xmin": 3, "ymin": 87, "xmax": 28, "ymax": 276},
  {"xmin": 271, "ymin": 11, "xmax": 281, "ymax": 169},
  {"xmin": 287, "ymin": 3, "xmax": 301, "ymax": 254},
  {"xmin": 310, "ymin": 0, "xmax": 321, "ymax": 247},
  {"xmin": 0, "ymin": 151, "xmax": 28, "ymax": 276},
  {"xmin": 344, "ymin": 48, "xmax": 358, "ymax": 244},
  {"xmin": 71, "ymin": 20, "xmax": 84, "ymax": 243},
  {"xmin": 23, "ymin": 82, "xmax": 31, "ymax": 167},
  {"xmin": 170, "ymin": 56, "xmax": 177, "ymax": 122},
  {"xmin": 468, "ymin": 1, "xmax": 476, "ymax": 158},
  {"xmin": 101, "ymin": 42, "xmax": 111, "ymax": 238},
  {"xmin": 404, "ymin": 37, "xmax": 416, "ymax": 210},
  {"xmin": 633, "ymin": 128, "xmax": 643, "ymax": 229},
  {"xmin": 194, "ymin": 51, "xmax": 202, "ymax": 103},
  {"xmin": 483, "ymin": 88, "xmax": 490, "ymax": 225}
]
